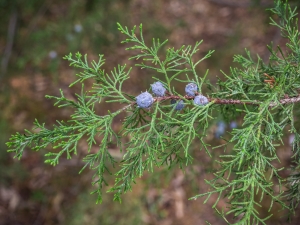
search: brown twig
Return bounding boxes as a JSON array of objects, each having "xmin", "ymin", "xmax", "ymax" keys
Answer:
[
  {"xmin": 269, "ymin": 95, "xmax": 300, "ymax": 107},
  {"xmin": 263, "ymin": 73, "xmax": 275, "ymax": 88},
  {"xmin": 209, "ymin": 98, "xmax": 260, "ymax": 105},
  {"xmin": 119, "ymin": 94, "xmax": 300, "ymax": 113},
  {"xmin": 154, "ymin": 94, "xmax": 261, "ymax": 105},
  {"xmin": 155, "ymin": 94, "xmax": 300, "ymax": 107}
]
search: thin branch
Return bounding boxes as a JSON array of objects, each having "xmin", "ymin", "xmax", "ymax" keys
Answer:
[
  {"xmin": 122, "ymin": 94, "xmax": 300, "ymax": 112},
  {"xmin": 209, "ymin": 98, "xmax": 260, "ymax": 105},
  {"xmin": 269, "ymin": 95, "xmax": 300, "ymax": 107},
  {"xmin": 211, "ymin": 95, "xmax": 300, "ymax": 107}
]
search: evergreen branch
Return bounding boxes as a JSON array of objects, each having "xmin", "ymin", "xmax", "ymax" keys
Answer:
[{"xmin": 6, "ymin": 1, "xmax": 300, "ymax": 224}]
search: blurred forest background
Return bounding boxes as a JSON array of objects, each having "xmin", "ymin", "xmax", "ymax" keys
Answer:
[{"xmin": 1, "ymin": 0, "xmax": 300, "ymax": 224}]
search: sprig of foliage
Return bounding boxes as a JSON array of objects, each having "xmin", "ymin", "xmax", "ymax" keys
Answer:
[
  {"xmin": 7, "ymin": 19, "xmax": 215, "ymax": 204},
  {"xmin": 190, "ymin": 1, "xmax": 300, "ymax": 224},
  {"xmin": 6, "ymin": 0, "xmax": 300, "ymax": 224}
]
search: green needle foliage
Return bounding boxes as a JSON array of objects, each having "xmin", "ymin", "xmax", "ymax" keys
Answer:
[{"xmin": 6, "ymin": 1, "xmax": 300, "ymax": 224}]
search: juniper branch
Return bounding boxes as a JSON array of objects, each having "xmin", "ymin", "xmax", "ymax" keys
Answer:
[{"xmin": 6, "ymin": 1, "xmax": 300, "ymax": 224}]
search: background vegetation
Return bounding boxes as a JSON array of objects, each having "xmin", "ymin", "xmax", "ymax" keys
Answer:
[{"xmin": 1, "ymin": 0, "xmax": 300, "ymax": 224}]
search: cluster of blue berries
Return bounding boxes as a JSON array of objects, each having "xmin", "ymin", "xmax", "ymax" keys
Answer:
[{"xmin": 135, "ymin": 81, "xmax": 209, "ymax": 109}]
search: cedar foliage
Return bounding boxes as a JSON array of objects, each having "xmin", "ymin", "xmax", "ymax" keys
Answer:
[{"xmin": 7, "ymin": 1, "xmax": 300, "ymax": 224}]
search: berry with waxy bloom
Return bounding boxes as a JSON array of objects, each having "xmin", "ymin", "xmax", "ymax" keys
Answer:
[
  {"xmin": 151, "ymin": 81, "xmax": 166, "ymax": 97},
  {"xmin": 171, "ymin": 99, "xmax": 185, "ymax": 110},
  {"xmin": 193, "ymin": 95, "xmax": 209, "ymax": 106},
  {"xmin": 229, "ymin": 121, "xmax": 238, "ymax": 129},
  {"xmin": 136, "ymin": 91, "xmax": 154, "ymax": 108},
  {"xmin": 215, "ymin": 121, "xmax": 226, "ymax": 139},
  {"xmin": 185, "ymin": 83, "xmax": 198, "ymax": 96}
]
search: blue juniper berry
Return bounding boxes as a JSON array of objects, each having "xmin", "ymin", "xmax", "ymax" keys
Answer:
[
  {"xmin": 151, "ymin": 81, "xmax": 166, "ymax": 97},
  {"xmin": 136, "ymin": 91, "xmax": 154, "ymax": 108},
  {"xmin": 171, "ymin": 99, "xmax": 185, "ymax": 110},
  {"xmin": 193, "ymin": 95, "xmax": 209, "ymax": 106},
  {"xmin": 215, "ymin": 121, "xmax": 227, "ymax": 139},
  {"xmin": 229, "ymin": 121, "xmax": 238, "ymax": 129},
  {"xmin": 185, "ymin": 83, "xmax": 198, "ymax": 96}
]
